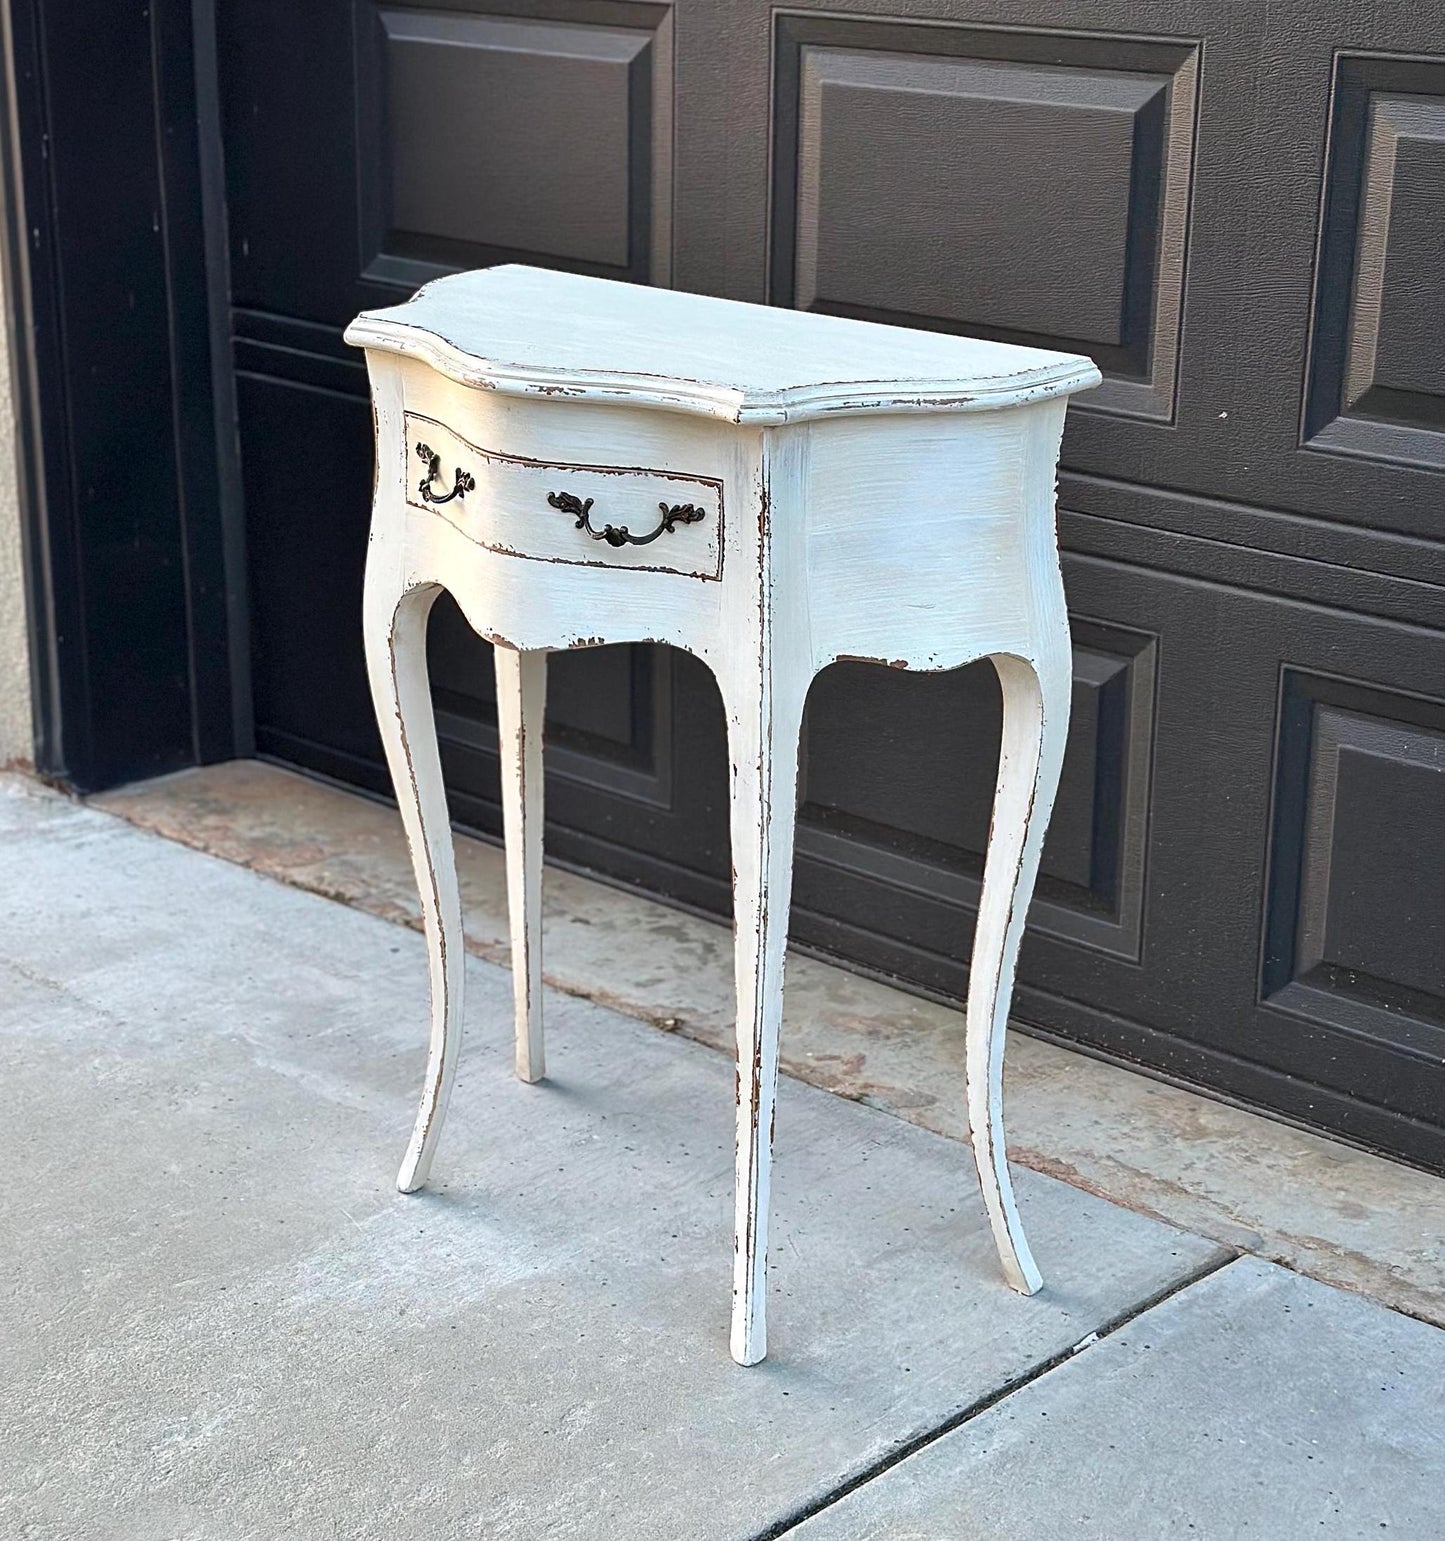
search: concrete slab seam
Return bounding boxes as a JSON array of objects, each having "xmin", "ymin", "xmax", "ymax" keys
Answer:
[{"xmin": 751, "ymin": 1250, "xmax": 1242, "ymax": 1541}]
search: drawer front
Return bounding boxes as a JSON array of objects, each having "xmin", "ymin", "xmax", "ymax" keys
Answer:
[{"xmin": 403, "ymin": 413, "xmax": 724, "ymax": 581}]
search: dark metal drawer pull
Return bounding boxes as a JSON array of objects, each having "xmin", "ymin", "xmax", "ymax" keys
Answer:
[
  {"xmin": 547, "ymin": 490, "xmax": 707, "ymax": 548},
  {"xmin": 416, "ymin": 442, "xmax": 475, "ymax": 505}
]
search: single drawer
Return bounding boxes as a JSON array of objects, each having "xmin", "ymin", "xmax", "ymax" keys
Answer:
[{"xmin": 403, "ymin": 413, "xmax": 724, "ymax": 581}]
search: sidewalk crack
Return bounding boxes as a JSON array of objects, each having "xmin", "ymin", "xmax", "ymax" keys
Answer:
[{"xmin": 752, "ymin": 1250, "xmax": 1238, "ymax": 1541}]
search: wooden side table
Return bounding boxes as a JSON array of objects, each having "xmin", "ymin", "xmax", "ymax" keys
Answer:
[{"xmin": 346, "ymin": 267, "xmax": 1099, "ymax": 1365}]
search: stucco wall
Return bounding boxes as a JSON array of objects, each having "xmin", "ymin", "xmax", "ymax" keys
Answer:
[{"xmin": 0, "ymin": 257, "xmax": 30, "ymax": 767}]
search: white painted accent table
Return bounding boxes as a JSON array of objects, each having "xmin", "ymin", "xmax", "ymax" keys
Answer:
[{"xmin": 347, "ymin": 266, "xmax": 1099, "ymax": 1365}]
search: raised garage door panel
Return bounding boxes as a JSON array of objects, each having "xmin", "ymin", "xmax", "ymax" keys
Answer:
[
  {"xmin": 795, "ymin": 55, "xmax": 1151, "ymax": 344},
  {"xmin": 218, "ymin": 0, "xmax": 1445, "ymax": 1168},
  {"xmin": 223, "ymin": 0, "xmax": 672, "ymax": 322},
  {"xmin": 772, "ymin": 18, "xmax": 1196, "ymax": 421},
  {"xmin": 1264, "ymin": 674, "xmax": 1445, "ymax": 1074},
  {"xmin": 357, "ymin": 7, "xmax": 667, "ymax": 286},
  {"xmin": 1307, "ymin": 55, "xmax": 1445, "ymax": 470}
]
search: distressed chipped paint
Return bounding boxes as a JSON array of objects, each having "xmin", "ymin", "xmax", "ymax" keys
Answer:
[
  {"xmin": 344, "ymin": 268, "xmax": 1096, "ymax": 427},
  {"xmin": 496, "ymin": 644, "xmax": 546, "ymax": 1084},
  {"xmin": 351, "ymin": 266, "xmax": 1097, "ymax": 1364}
]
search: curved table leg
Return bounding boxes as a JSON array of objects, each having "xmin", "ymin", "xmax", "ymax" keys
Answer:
[
  {"xmin": 495, "ymin": 645, "xmax": 547, "ymax": 1084},
  {"xmin": 723, "ymin": 667, "xmax": 808, "ymax": 1366},
  {"xmin": 363, "ymin": 571, "xmax": 465, "ymax": 1195},
  {"xmin": 967, "ymin": 643, "xmax": 1072, "ymax": 1295}
]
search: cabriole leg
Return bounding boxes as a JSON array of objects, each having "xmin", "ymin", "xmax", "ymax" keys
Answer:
[
  {"xmin": 723, "ymin": 671, "xmax": 807, "ymax": 1366},
  {"xmin": 494, "ymin": 645, "xmax": 547, "ymax": 1083},
  {"xmin": 967, "ymin": 643, "xmax": 1072, "ymax": 1295},
  {"xmin": 363, "ymin": 571, "xmax": 464, "ymax": 1195}
]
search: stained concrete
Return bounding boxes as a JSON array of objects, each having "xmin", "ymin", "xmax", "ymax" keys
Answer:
[
  {"xmin": 790, "ymin": 1257, "xmax": 1445, "ymax": 1540},
  {"xmin": 0, "ymin": 776, "xmax": 1227, "ymax": 1539},
  {"xmin": 94, "ymin": 760, "xmax": 1445, "ymax": 1327}
]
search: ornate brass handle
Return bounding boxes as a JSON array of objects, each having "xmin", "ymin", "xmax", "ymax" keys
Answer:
[
  {"xmin": 416, "ymin": 442, "xmax": 475, "ymax": 505},
  {"xmin": 547, "ymin": 490, "xmax": 707, "ymax": 548}
]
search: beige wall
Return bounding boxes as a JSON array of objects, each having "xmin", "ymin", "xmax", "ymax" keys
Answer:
[{"xmin": 0, "ymin": 257, "xmax": 30, "ymax": 767}]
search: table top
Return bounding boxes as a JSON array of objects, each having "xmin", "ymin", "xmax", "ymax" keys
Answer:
[{"xmin": 346, "ymin": 265, "xmax": 1100, "ymax": 425}]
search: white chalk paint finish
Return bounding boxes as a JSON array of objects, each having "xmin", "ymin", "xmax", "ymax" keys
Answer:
[{"xmin": 347, "ymin": 264, "xmax": 1099, "ymax": 1364}]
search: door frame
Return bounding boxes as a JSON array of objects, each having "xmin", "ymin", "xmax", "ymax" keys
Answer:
[{"xmin": 0, "ymin": 0, "xmax": 248, "ymax": 790}]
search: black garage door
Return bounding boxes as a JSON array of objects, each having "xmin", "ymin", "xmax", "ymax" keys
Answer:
[{"xmin": 15, "ymin": 1, "xmax": 1441, "ymax": 1167}]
